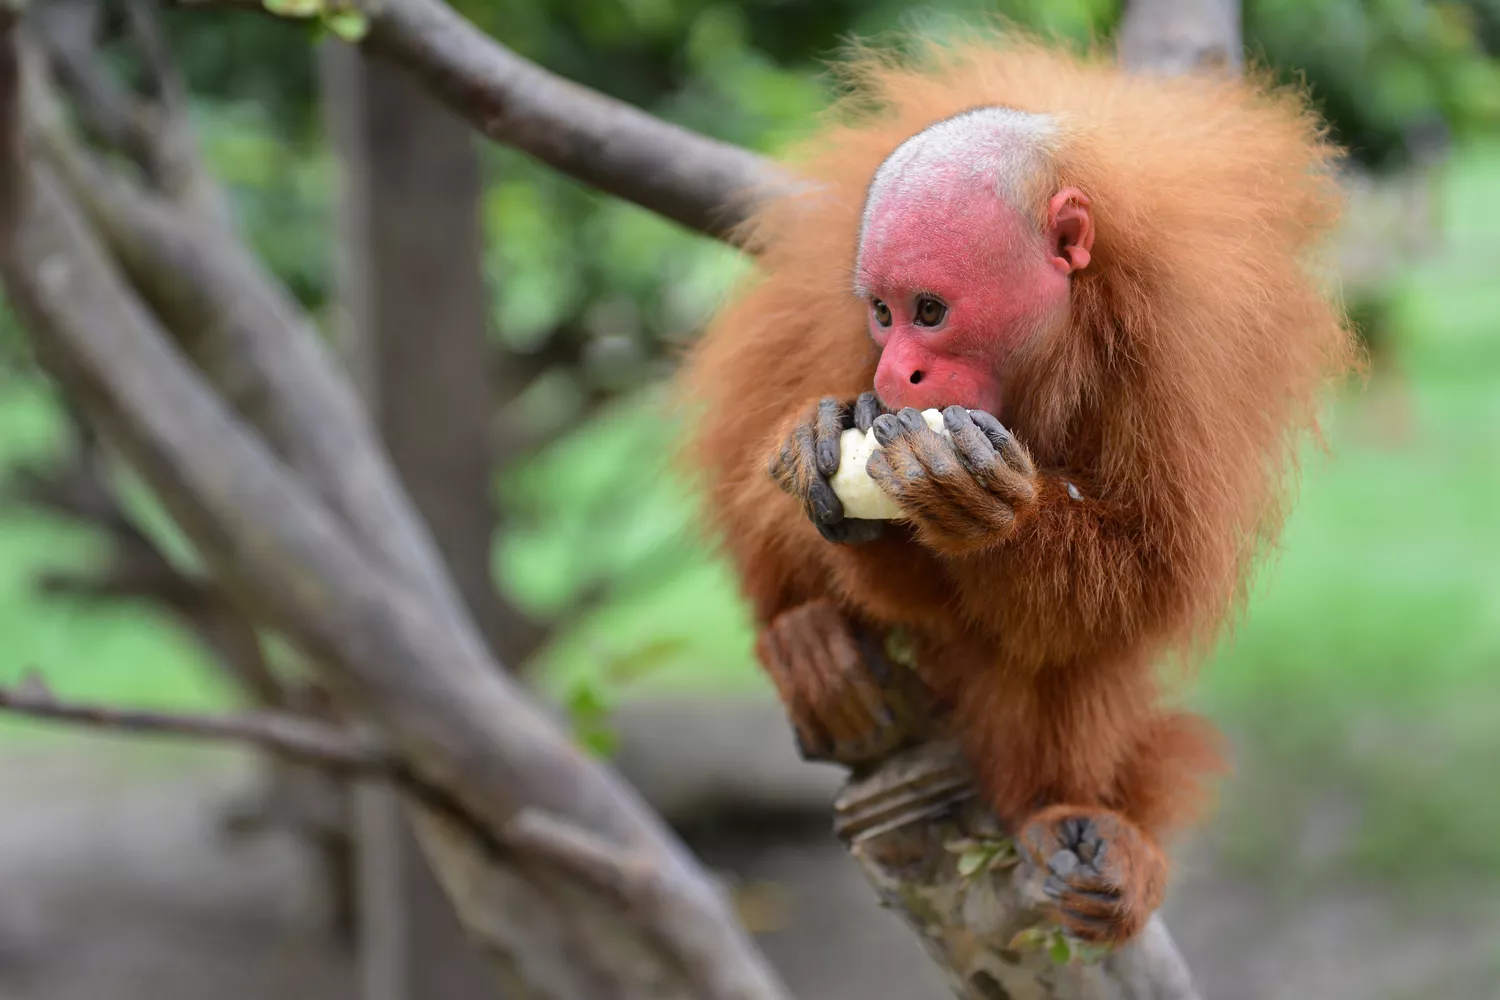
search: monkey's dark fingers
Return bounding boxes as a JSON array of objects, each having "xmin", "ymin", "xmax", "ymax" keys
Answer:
[
  {"xmin": 941, "ymin": 405, "xmax": 1000, "ymax": 474},
  {"xmin": 953, "ymin": 408, "xmax": 1038, "ymax": 511},
  {"xmin": 969, "ymin": 409, "xmax": 1036, "ymax": 478},
  {"xmin": 864, "ymin": 444, "xmax": 921, "ymax": 506},
  {"xmin": 770, "ymin": 419, "xmax": 844, "ymax": 525},
  {"xmin": 871, "ymin": 412, "xmax": 980, "ymax": 515},
  {"xmin": 813, "ymin": 396, "xmax": 846, "ymax": 477},
  {"xmin": 817, "ymin": 517, "xmax": 886, "ymax": 545},
  {"xmin": 877, "ymin": 409, "xmax": 967, "ymax": 482},
  {"xmin": 852, "ymin": 391, "xmax": 886, "ymax": 432},
  {"xmin": 871, "ymin": 408, "xmax": 945, "ymax": 450}
]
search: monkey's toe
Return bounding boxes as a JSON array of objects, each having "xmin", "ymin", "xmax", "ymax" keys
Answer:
[{"xmin": 1019, "ymin": 806, "xmax": 1165, "ymax": 945}]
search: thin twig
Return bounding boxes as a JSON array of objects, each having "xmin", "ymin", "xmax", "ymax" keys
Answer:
[
  {"xmin": 0, "ymin": 0, "xmax": 22, "ymax": 235},
  {"xmin": 122, "ymin": 0, "xmax": 187, "ymax": 108},
  {"xmin": 35, "ymin": 0, "xmax": 163, "ymax": 178},
  {"xmin": 0, "ymin": 678, "xmax": 388, "ymax": 772},
  {"xmin": 0, "ymin": 672, "xmax": 748, "ymax": 992},
  {"xmin": 36, "ymin": 0, "xmax": 220, "ymax": 214}
]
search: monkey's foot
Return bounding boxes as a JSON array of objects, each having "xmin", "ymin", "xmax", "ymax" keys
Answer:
[
  {"xmin": 1017, "ymin": 806, "xmax": 1166, "ymax": 945},
  {"xmin": 755, "ymin": 599, "xmax": 929, "ymax": 766}
]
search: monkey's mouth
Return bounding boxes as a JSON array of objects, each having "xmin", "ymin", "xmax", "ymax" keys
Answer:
[{"xmin": 876, "ymin": 385, "xmax": 1003, "ymax": 420}]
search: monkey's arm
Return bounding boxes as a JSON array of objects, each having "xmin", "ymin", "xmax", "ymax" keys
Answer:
[
  {"xmin": 865, "ymin": 407, "xmax": 1165, "ymax": 657},
  {"xmin": 952, "ymin": 475, "xmax": 1165, "ymax": 664}
]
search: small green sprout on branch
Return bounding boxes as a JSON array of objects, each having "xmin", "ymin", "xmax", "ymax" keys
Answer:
[
  {"xmin": 261, "ymin": 0, "xmax": 368, "ymax": 42},
  {"xmin": 1007, "ymin": 926, "xmax": 1114, "ymax": 968},
  {"xmin": 945, "ymin": 834, "xmax": 1020, "ymax": 886}
]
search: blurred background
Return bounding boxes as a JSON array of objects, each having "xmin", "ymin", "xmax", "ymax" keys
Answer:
[{"xmin": 0, "ymin": 0, "xmax": 1496, "ymax": 998}]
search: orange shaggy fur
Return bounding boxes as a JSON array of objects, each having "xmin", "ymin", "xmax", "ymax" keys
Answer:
[{"xmin": 679, "ymin": 35, "xmax": 1356, "ymax": 934}]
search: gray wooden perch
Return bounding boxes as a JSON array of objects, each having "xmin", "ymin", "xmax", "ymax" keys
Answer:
[{"xmin": 828, "ymin": 711, "xmax": 1202, "ymax": 1000}]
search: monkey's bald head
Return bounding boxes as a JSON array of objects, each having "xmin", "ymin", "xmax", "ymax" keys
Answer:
[{"xmin": 854, "ymin": 107, "xmax": 1093, "ymax": 417}]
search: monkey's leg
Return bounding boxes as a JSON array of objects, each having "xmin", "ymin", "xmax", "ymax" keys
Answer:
[
  {"xmin": 754, "ymin": 599, "xmax": 933, "ymax": 766},
  {"xmin": 1015, "ymin": 711, "xmax": 1224, "ymax": 945}
]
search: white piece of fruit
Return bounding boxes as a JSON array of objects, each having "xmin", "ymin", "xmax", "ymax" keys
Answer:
[{"xmin": 829, "ymin": 407, "xmax": 950, "ymax": 520}]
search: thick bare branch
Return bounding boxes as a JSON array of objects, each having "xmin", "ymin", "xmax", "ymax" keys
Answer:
[
  {"xmin": 0, "ymin": 33, "xmax": 789, "ymax": 997},
  {"xmin": 173, "ymin": 0, "xmax": 798, "ymax": 242}
]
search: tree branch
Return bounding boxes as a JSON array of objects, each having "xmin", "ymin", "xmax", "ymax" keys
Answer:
[
  {"xmin": 171, "ymin": 0, "xmax": 799, "ymax": 243},
  {"xmin": 0, "ymin": 676, "xmax": 385, "ymax": 771},
  {"xmin": 0, "ymin": 670, "xmax": 758, "ymax": 998},
  {"xmin": 34, "ymin": 0, "xmax": 225, "ymax": 216},
  {"xmin": 0, "ymin": 25, "xmax": 789, "ymax": 1000}
]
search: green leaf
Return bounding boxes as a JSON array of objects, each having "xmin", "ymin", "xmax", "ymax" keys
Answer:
[
  {"xmin": 262, "ymin": 0, "xmax": 321, "ymax": 18},
  {"xmin": 1006, "ymin": 927, "xmax": 1047, "ymax": 953},
  {"xmin": 1049, "ymin": 935, "xmax": 1073, "ymax": 965},
  {"xmin": 562, "ymin": 676, "xmax": 619, "ymax": 757},
  {"xmin": 955, "ymin": 850, "xmax": 989, "ymax": 877},
  {"xmin": 575, "ymin": 719, "xmax": 619, "ymax": 758},
  {"xmin": 322, "ymin": 7, "xmax": 369, "ymax": 41}
]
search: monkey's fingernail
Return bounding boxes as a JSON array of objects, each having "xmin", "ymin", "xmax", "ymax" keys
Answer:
[
  {"xmin": 897, "ymin": 407, "xmax": 924, "ymax": 432},
  {"xmin": 809, "ymin": 482, "xmax": 842, "ymax": 524},
  {"xmin": 817, "ymin": 440, "xmax": 839, "ymax": 475},
  {"xmin": 872, "ymin": 414, "xmax": 900, "ymax": 447},
  {"xmin": 941, "ymin": 404, "xmax": 971, "ymax": 431}
]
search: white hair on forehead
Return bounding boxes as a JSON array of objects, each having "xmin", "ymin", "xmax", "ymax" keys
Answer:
[{"xmin": 857, "ymin": 106, "xmax": 1061, "ymax": 259}]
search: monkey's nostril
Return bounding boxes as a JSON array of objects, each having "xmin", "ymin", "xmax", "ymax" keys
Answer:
[{"xmin": 909, "ymin": 370, "xmax": 924, "ymax": 385}]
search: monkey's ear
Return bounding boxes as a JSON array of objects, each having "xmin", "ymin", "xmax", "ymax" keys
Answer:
[{"xmin": 1046, "ymin": 188, "xmax": 1094, "ymax": 276}]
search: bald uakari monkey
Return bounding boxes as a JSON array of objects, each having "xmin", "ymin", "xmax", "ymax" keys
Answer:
[{"xmin": 680, "ymin": 37, "xmax": 1355, "ymax": 944}]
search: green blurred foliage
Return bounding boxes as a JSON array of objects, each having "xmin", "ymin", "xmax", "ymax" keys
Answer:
[{"xmin": 1247, "ymin": 0, "xmax": 1500, "ymax": 166}]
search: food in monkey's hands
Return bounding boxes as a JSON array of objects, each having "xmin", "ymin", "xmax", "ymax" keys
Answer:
[{"xmin": 829, "ymin": 407, "xmax": 948, "ymax": 519}]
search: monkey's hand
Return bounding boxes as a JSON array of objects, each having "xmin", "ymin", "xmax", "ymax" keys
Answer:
[
  {"xmin": 768, "ymin": 392, "xmax": 888, "ymax": 545},
  {"xmin": 866, "ymin": 405, "xmax": 1039, "ymax": 553},
  {"xmin": 1018, "ymin": 806, "xmax": 1167, "ymax": 945}
]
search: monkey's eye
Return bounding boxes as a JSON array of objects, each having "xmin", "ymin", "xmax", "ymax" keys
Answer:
[
  {"xmin": 914, "ymin": 297, "xmax": 947, "ymax": 327},
  {"xmin": 871, "ymin": 299, "xmax": 892, "ymax": 327}
]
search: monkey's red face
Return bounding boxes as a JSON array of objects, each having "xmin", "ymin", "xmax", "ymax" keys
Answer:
[{"xmin": 856, "ymin": 184, "xmax": 1094, "ymax": 417}]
